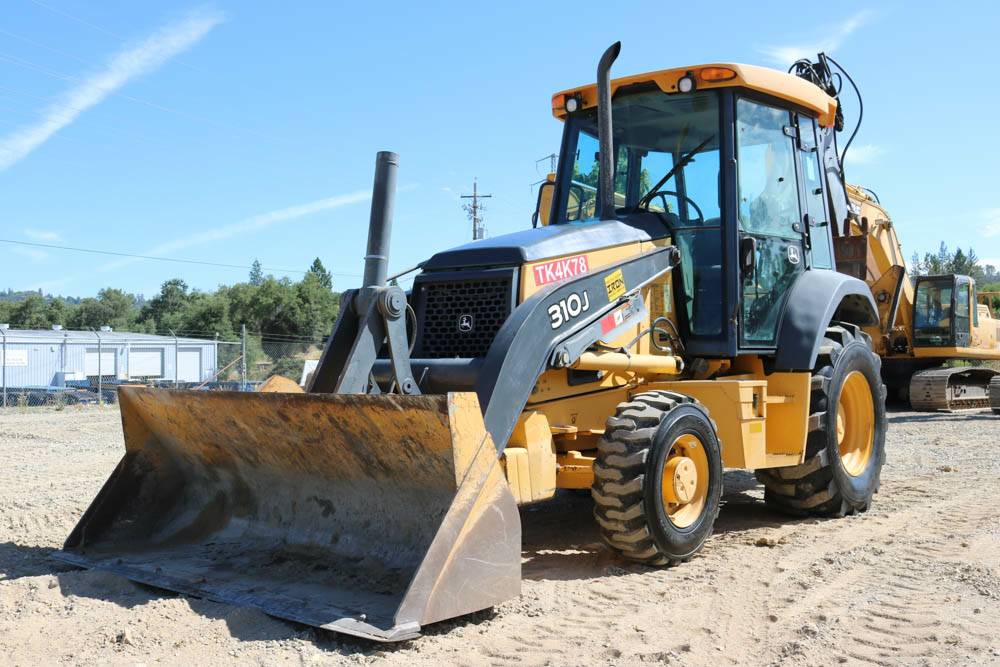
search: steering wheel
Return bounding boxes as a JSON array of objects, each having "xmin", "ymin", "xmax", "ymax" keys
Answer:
[{"xmin": 644, "ymin": 190, "xmax": 705, "ymax": 225}]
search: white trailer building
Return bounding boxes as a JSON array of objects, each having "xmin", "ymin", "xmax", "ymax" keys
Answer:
[{"xmin": 0, "ymin": 325, "xmax": 219, "ymax": 390}]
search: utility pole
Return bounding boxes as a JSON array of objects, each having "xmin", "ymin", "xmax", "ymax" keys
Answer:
[
  {"xmin": 461, "ymin": 178, "xmax": 492, "ymax": 240},
  {"xmin": 536, "ymin": 153, "xmax": 558, "ymax": 174}
]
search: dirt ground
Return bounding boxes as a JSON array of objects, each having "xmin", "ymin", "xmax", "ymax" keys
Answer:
[{"xmin": 1, "ymin": 406, "xmax": 998, "ymax": 666}]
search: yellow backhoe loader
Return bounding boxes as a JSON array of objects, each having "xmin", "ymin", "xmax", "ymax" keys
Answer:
[
  {"xmin": 59, "ymin": 44, "xmax": 889, "ymax": 641},
  {"xmin": 835, "ymin": 187, "xmax": 1000, "ymax": 410}
]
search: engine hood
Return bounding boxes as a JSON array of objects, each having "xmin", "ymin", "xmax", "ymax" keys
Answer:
[{"xmin": 422, "ymin": 218, "xmax": 669, "ymax": 271}]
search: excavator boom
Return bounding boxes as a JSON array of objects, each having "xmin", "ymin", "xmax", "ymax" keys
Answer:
[{"xmin": 838, "ymin": 185, "xmax": 1000, "ymax": 410}]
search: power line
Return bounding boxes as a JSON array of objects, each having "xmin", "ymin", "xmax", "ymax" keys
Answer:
[
  {"xmin": 0, "ymin": 83, "xmax": 280, "ymax": 172},
  {"xmin": 0, "ymin": 237, "xmax": 362, "ymax": 278},
  {"xmin": 26, "ymin": 0, "xmax": 128, "ymax": 41},
  {"xmin": 0, "ymin": 49, "xmax": 288, "ymax": 147},
  {"xmin": 460, "ymin": 178, "xmax": 491, "ymax": 240},
  {"xmin": 24, "ymin": 0, "xmax": 208, "ymax": 74},
  {"xmin": 0, "ymin": 26, "xmax": 100, "ymax": 69}
]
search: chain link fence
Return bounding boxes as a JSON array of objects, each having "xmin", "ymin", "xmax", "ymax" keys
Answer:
[
  {"xmin": 245, "ymin": 334, "xmax": 325, "ymax": 387},
  {"xmin": 0, "ymin": 326, "xmax": 325, "ymax": 410}
]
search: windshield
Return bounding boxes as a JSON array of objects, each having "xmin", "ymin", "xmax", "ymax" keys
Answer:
[
  {"xmin": 556, "ymin": 89, "xmax": 721, "ymax": 226},
  {"xmin": 914, "ymin": 278, "xmax": 953, "ymax": 346}
]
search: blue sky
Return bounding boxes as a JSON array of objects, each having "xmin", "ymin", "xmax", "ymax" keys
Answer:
[{"xmin": 2, "ymin": 1, "xmax": 998, "ymax": 298}]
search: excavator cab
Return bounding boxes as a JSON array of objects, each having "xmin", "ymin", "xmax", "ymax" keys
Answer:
[{"xmin": 913, "ymin": 274, "xmax": 974, "ymax": 347}]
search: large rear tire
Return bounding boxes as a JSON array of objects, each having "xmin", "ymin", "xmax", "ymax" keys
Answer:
[
  {"xmin": 756, "ymin": 323, "xmax": 887, "ymax": 516},
  {"xmin": 591, "ymin": 391, "xmax": 723, "ymax": 565}
]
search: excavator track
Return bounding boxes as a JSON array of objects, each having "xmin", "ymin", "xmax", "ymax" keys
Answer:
[{"xmin": 908, "ymin": 367, "xmax": 1000, "ymax": 411}]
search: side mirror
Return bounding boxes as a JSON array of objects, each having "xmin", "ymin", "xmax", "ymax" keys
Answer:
[
  {"xmin": 532, "ymin": 178, "xmax": 556, "ymax": 228},
  {"xmin": 740, "ymin": 236, "xmax": 757, "ymax": 281}
]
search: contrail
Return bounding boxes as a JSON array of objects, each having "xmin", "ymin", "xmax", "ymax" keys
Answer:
[{"xmin": 0, "ymin": 7, "xmax": 225, "ymax": 171}]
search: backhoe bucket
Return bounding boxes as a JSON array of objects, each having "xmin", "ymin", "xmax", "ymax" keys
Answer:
[{"xmin": 56, "ymin": 386, "xmax": 521, "ymax": 642}]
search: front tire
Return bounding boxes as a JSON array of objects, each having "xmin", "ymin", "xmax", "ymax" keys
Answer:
[
  {"xmin": 591, "ymin": 391, "xmax": 723, "ymax": 565},
  {"xmin": 757, "ymin": 323, "xmax": 887, "ymax": 516}
]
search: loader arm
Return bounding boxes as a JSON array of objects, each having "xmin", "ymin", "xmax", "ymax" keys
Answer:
[
  {"xmin": 476, "ymin": 246, "xmax": 677, "ymax": 452},
  {"xmin": 339, "ymin": 246, "xmax": 677, "ymax": 451}
]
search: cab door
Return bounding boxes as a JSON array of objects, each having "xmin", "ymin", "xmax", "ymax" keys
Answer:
[
  {"xmin": 735, "ymin": 97, "xmax": 805, "ymax": 347},
  {"xmin": 955, "ymin": 276, "xmax": 972, "ymax": 347},
  {"xmin": 796, "ymin": 115, "xmax": 836, "ymax": 269}
]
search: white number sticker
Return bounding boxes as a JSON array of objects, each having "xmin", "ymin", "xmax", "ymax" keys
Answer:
[{"xmin": 548, "ymin": 291, "xmax": 591, "ymax": 329}]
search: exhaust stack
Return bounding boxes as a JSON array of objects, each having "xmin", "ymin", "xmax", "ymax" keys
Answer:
[
  {"xmin": 597, "ymin": 41, "xmax": 621, "ymax": 220},
  {"xmin": 362, "ymin": 151, "xmax": 399, "ymax": 288}
]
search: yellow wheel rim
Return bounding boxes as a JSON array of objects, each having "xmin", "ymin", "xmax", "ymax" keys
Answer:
[
  {"xmin": 661, "ymin": 433, "xmax": 709, "ymax": 528},
  {"xmin": 837, "ymin": 370, "xmax": 875, "ymax": 476}
]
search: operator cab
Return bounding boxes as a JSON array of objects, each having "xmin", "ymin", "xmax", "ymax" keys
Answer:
[
  {"xmin": 913, "ymin": 274, "xmax": 978, "ymax": 347},
  {"xmin": 539, "ymin": 64, "xmax": 843, "ymax": 358}
]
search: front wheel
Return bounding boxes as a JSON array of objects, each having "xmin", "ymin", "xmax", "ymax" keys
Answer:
[
  {"xmin": 591, "ymin": 391, "xmax": 723, "ymax": 565},
  {"xmin": 757, "ymin": 323, "xmax": 887, "ymax": 516}
]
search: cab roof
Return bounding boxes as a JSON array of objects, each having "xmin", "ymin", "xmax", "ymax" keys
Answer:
[{"xmin": 551, "ymin": 62, "xmax": 838, "ymax": 127}]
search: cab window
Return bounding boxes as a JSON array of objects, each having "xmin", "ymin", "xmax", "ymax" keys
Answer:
[
  {"xmin": 556, "ymin": 89, "xmax": 724, "ymax": 338},
  {"xmin": 797, "ymin": 115, "xmax": 834, "ymax": 269},
  {"xmin": 956, "ymin": 282, "xmax": 970, "ymax": 334},
  {"xmin": 557, "ymin": 90, "xmax": 720, "ymax": 225},
  {"xmin": 736, "ymin": 97, "xmax": 803, "ymax": 345},
  {"xmin": 736, "ymin": 100, "xmax": 800, "ymax": 239}
]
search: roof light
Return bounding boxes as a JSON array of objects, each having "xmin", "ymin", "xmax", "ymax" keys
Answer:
[
  {"xmin": 564, "ymin": 95, "xmax": 579, "ymax": 113},
  {"xmin": 698, "ymin": 67, "xmax": 737, "ymax": 82},
  {"xmin": 677, "ymin": 74, "xmax": 695, "ymax": 93}
]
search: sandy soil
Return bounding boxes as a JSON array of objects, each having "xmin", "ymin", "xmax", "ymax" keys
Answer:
[{"xmin": 1, "ymin": 406, "xmax": 998, "ymax": 666}]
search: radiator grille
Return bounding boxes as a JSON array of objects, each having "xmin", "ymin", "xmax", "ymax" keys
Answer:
[{"xmin": 415, "ymin": 276, "xmax": 513, "ymax": 358}]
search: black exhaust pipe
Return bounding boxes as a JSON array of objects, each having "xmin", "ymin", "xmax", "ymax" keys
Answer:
[
  {"xmin": 597, "ymin": 42, "xmax": 621, "ymax": 220},
  {"xmin": 362, "ymin": 151, "xmax": 399, "ymax": 288}
]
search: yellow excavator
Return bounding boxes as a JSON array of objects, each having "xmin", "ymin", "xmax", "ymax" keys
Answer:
[
  {"xmin": 59, "ymin": 44, "xmax": 890, "ymax": 641},
  {"xmin": 835, "ymin": 186, "xmax": 1000, "ymax": 410}
]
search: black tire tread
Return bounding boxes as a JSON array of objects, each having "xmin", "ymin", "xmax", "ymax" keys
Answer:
[
  {"xmin": 591, "ymin": 391, "xmax": 717, "ymax": 566},
  {"xmin": 756, "ymin": 322, "xmax": 886, "ymax": 517}
]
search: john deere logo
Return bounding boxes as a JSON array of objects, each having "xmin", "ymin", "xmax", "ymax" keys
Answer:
[
  {"xmin": 457, "ymin": 314, "xmax": 475, "ymax": 333},
  {"xmin": 787, "ymin": 245, "xmax": 801, "ymax": 265}
]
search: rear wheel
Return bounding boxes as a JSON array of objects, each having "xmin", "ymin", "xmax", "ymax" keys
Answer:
[
  {"xmin": 591, "ymin": 391, "xmax": 723, "ymax": 565},
  {"xmin": 756, "ymin": 323, "xmax": 887, "ymax": 516}
]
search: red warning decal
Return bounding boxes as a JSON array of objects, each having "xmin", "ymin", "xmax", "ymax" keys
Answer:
[
  {"xmin": 600, "ymin": 296, "xmax": 645, "ymax": 337},
  {"xmin": 600, "ymin": 309, "xmax": 625, "ymax": 334}
]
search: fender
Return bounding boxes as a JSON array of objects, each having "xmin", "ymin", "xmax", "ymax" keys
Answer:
[{"xmin": 773, "ymin": 269, "xmax": 878, "ymax": 371}]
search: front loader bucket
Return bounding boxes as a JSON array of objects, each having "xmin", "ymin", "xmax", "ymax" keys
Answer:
[{"xmin": 56, "ymin": 386, "xmax": 520, "ymax": 642}]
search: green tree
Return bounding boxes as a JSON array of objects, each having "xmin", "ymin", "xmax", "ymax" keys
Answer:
[
  {"xmin": 181, "ymin": 292, "xmax": 233, "ymax": 338},
  {"xmin": 912, "ymin": 243, "xmax": 984, "ymax": 280},
  {"xmin": 296, "ymin": 271, "xmax": 339, "ymax": 340},
  {"xmin": 45, "ymin": 298, "xmax": 70, "ymax": 327},
  {"xmin": 69, "ymin": 288, "xmax": 138, "ymax": 330},
  {"xmin": 10, "ymin": 294, "xmax": 49, "ymax": 328},
  {"xmin": 256, "ymin": 277, "xmax": 304, "ymax": 338},
  {"xmin": 224, "ymin": 278, "xmax": 302, "ymax": 338},
  {"xmin": 249, "ymin": 259, "xmax": 264, "ymax": 286},
  {"xmin": 141, "ymin": 279, "xmax": 191, "ymax": 332},
  {"xmin": 951, "ymin": 247, "xmax": 983, "ymax": 280},
  {"xmin": 307, "ymin": 257, "xmax": 333, "ymax": 289}
]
